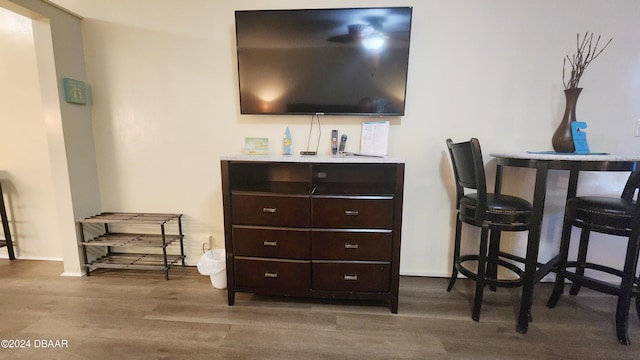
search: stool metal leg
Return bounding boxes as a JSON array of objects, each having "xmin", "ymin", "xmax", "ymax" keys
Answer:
[
  {"xmin": 487, "ymin": 231, "xmax": 501, "ymax": 292},
  {"xmin": 547, "ymin": 219, "xmax": 574, "ymax": 308},
  {"xmin": 636, "ymin": 290, "xmax": 640, "ymax": 321},
  {"xmin": 0, "ymin": 181, "xmax": 15, "ymax": 260},
  {"xmin": 616, "ymin": 230, "xmax": 640, "ymax": 345},
  {"xmin": 569, "ymin": 226, "xmax": 591, "ymax": 296},
  {"xmin": 472, "ymin": 225, "xmax": 489, "ymax": 321},
  {"xmin": 447, "ymin": 216, "xmax": 463, "ymax": 292}
]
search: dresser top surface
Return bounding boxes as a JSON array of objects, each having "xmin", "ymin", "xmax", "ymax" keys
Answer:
[{"xmin": 220, "ymin": 154, "xmax": 405, "ymax": 164}]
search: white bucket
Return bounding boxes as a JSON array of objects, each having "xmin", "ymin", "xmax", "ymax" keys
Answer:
[{"xmin": 197, "ymin": 249, "xmax": 227, "ymax": 289}]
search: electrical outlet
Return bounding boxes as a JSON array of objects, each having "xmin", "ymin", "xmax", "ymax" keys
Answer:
[
  {"xmin": 202, "ymin": 235, "xmax": 214, "ymax": 253},
  {"xmin": 636, "ymin": 120, "xmax": 640, "ymax": 137}
]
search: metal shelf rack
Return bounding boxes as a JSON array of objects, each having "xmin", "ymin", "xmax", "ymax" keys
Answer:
[{"xmin": 79, "ymin": 212, "xmax": 185, "ymax": 280}]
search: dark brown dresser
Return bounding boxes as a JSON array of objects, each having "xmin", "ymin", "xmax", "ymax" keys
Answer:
[{"xmin": 220, "ymin": 155, "xmax": 404, "ymax": 313}]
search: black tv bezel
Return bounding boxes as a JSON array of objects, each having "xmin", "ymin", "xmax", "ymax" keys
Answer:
[{"xmin": 234, "ymin": 7, "xmax": 413, "ymax": 117}]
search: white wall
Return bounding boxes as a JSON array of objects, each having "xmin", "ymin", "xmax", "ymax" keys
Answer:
[
  {"xmin": 0, "ymin": 7, "xmax": 61, "ymax": 260},
  {"xmin": 21, "ymin": 0, "xmax": 640, "ymax": 275},
  {"xmin": 2, "ymin": 0, "xmax": 101, "ymax": 275}
]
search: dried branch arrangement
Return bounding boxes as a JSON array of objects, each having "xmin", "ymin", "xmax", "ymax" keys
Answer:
[{"xmin": 563, "ymin": 32, "xmax": 613, "ymax": 89}]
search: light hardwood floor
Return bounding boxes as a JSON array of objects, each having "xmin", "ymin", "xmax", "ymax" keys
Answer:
[{"xmin": 0, "ymin": 259, "xmax": 638, "ymax": 359}]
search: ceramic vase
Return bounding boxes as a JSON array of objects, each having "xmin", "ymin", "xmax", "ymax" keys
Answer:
[{"xmin": 552, "ymin": 88, "xmax": 583, "ymax": 153}]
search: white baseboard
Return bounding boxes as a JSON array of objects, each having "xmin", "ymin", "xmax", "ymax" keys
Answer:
[
  {"xmin": 399, "ymin": 271, "xmax": 557, "ymax": 283},
  {"xmin": 399, "ymin": 271, "xmax": 449, "ymax": 277},
  {"xmin": 60, "ymin": 271, "xmax": 85, "ymax": 277},
  {"xmin": 0, "ymin": 255, "xmax": 63, "ymax": 261}
]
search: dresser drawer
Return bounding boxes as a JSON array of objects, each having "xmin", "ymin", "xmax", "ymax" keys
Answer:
[
  {"xmin": 312, "ymin": 230, "xmax": 392, "ymax": 261},
  {"xmin": 312, "ymin": 197, "xmax": 394, "ymax": 229},
  {"xmin": 235, "ymin": 257, "xmax": 310, "ymax": 291},
  {"xmin": 233, "ymin": 226, "xmax": 310, "ymax": 259},
  {"xmin": 312, "ymin": 262, "xmax": 390, "ymax": 292},
  {"xmin": 232, "ymin": 193, "xmax": 310, "ymax": 227}
]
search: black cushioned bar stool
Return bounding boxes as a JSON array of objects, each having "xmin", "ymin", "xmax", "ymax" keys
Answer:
[
  {"xmin": 446, "ymin": 138, "xmax": 532, "ymax": 321},
  {"xmin": 547, "ymin": 171, "xmax": 640, "ymax": 345}
]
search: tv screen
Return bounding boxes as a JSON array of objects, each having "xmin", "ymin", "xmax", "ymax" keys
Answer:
[{"xmin": 235, "ymin": 7, "xmax": 413, "ymax": 116}]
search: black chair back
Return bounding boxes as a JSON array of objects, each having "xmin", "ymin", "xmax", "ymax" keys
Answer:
[
  {"xmin": 446, "ymin": 138, "xmax": 487, "ymax": 223},
  {"xmin": 621, "ymin": 170, "xmax": 640, "ymax": 202}
]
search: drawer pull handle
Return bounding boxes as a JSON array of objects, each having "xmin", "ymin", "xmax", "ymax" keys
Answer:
[
  {"xmin": 263, "ymin": 240, "xmax": 277, "ymax": 247},
  {"xmin": 264, "ymin": 272, "xmax": 278, "ymax": 278},
  {"xmin": 345, "ymin": 210, "xmax": 359, "ymax": 216},
  {"xmin": 344, "ymin": 274, "xmax": 358, "ymax": 281},
  {"xmin": 344, "ymin": 243, "xmax": 359, "ymax": 249},
  {"xmin": 262, "ymin": 207, "xmax": 277, "ymax": 213}
]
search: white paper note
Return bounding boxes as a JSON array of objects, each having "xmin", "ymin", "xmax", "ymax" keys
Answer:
[{"xmin": 360, "ymin": 121, "xmax": 389, "ymax": 156}]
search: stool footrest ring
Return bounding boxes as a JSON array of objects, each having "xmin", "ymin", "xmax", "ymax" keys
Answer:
[
  {"xmin": 559, "ymin": 261, "xmax": 640, "ymax": 297},
  {"xmin": 456, "ymin": 254, "xmax": 525, "ymax": 288}
]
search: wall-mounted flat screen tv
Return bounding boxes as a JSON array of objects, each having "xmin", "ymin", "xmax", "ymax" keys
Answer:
[{"xmin": 235, "ymin": 7, "xmax": 413, "ymax": 116}]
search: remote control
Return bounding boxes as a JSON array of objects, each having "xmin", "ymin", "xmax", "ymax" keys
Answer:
[
  {"xmin": 339, "ymin": 134, "xmax": 347, "ymax": 153},
  {"xmin": 331, "ymin": 130, "xmax": 338, "ymax": 155}
]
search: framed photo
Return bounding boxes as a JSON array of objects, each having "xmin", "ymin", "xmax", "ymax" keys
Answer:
[{"xmin": 244, "ymin": 137, "xmax": 269, "ymax": 155}]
